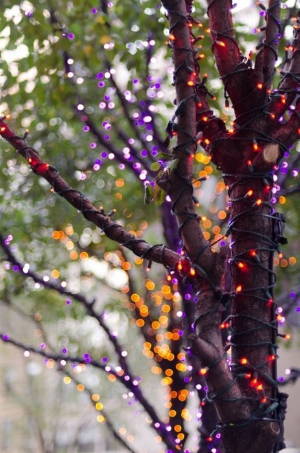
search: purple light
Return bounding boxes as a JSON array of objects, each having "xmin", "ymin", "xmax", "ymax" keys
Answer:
[
  {"xmin": 83, "ymin": 353, "xmax": 92, "ymax": 363},
  {"xmin": 67, "ymin": 33, "xmax": 75, "ymax": 40}
]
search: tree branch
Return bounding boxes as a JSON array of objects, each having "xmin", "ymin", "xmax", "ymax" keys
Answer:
[
  {"xmin": 160, "ymin": 0, "xmax": 215, "ymax": 268},
  {"xmin": 1, "ymin": 298, "xmax": 138, "ymax": 453},
  {"xmin": 0, "ymin": 332, "xmax": 178, "ymax": 450},
  {"xmin": 270, "ymin": 11, "xmax": 300, "ymax": 117},
  {"xmin": 74, "ymin": 107, "xmax": 154, "ymax": 178},
  {"xmin": 0, "ymin": 119, "xmax": 180, "ymax": 270},
  {"xmin": 206, "ymin": 0, "xmax": 245, "ymax": 111},
  {"xmin": 255, "ymin": 0, "xmax": 282, "ymax": 89}
]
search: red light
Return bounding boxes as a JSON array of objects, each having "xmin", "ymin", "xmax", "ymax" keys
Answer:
[
  {"xmin": 266, "ymin": 298, "xmax": 273, "ymax": 307},
  {"xmin": 250, "ymin": 378, "xmax": 258, "ymax": 388},
  {"xmin": 36, "ymin": 163, "xmax": 49, "ymax": 174}
]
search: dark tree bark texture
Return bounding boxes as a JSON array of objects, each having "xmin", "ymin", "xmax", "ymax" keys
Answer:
[{"xmin": 0, "ymin": 1, "xmax": 300, "ymax": 453}]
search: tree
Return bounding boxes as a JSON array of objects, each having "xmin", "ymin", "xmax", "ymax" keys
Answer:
[{"xmin": 0, "ymin": 1, "xmax": 300, "ymax": 452}]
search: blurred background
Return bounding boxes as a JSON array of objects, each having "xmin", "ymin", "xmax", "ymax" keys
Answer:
[{"xmin": 0, "ymin": 0, "xmax": 300, "ymax": 452}]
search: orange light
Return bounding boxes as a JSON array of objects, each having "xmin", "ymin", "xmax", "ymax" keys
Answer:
[
  {"xmin": 204, "ymin": 138, "xmax": 210, "ymax": 145},
  {"xmin": 216, "ymin": 40, "xmax": 226, "ymax": 47},
  {"xmin": 236, "ymin": 285, "xmax": 242, "ymax": 293},
  {"xmin": 187, "ymin": 80, "xmax": 195, "ymax": 87},
  {"xmin": 190, "ymin": 268, "xmax": 196, "ymax": 277},
  {"xmin": 199, "ymin": 368, "xmax": 208, "ymax": 376},
  {"xmin": 253, "ymin": 143, "xmax": 259, "ymax": 151},
  {"xmin": 237, "ymin": 261, "xmax": 245, "ymax": 269},
  {"xmin": 256, "ymin": 199, "xmax": 263, "ymax": 206},
  {"xmin": 246, "ymin": 189, "xmax": 254, "ymax": 197},
  {"xmin": 169, "ymin": 34, "xmax": 176, "ymax": 41},
  {"xmin": 240, "ymin": 357, "xmax": 248, "ymax": 365},
  {"xmin": 257, "ymin": 83, "xmax": 263, "ymax": 90}
]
